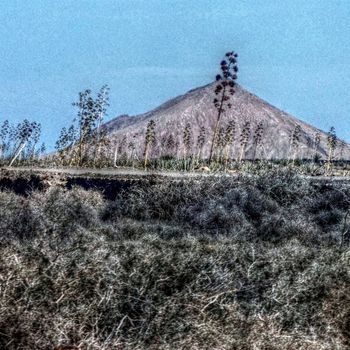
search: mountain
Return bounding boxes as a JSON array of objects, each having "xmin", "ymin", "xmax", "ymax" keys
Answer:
[{"xmin": 103, "ymin": 82, "xmax": 350, "ymax": 160}]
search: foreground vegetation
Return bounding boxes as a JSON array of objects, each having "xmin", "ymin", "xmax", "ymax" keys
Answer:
[{"xmin": 0, "ymin": 169, "xmax": 349, "ymax": 349}]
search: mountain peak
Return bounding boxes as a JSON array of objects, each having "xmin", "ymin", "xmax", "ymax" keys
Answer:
[{"xmin": 104, "ymin": 82, "xmax": 350, "ymax": 160}]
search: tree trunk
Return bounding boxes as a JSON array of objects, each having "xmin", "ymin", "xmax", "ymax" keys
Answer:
[
  {"xmin": 239, "ymin": 144, "xmax": 246, "ymax": 163},
  {"xmin": 144, "ymin": 144, "xmax": 149, "ymax": 170},
  {"xmin": 114, "ymin": 145, "xmax": 118, "ymax": 167},
  {"xmin": 326, "ymin": 149, "xmax": 333, "ymax": 174},
  {"xmin": 252, "ymin": 143, "xmax": 258, "ymax": 162},
  {"xmin": 209, "ymin": 117, "xmax": 221, "ymax": 164},
  {"xmin": 209, "ymin": 86, "xmax": 226, "ymax": 164},
  {"xmin": 9, "ymin": 142, "xmax": 26, "ymax": 167},
  {"xmin": 94, "ymin": 112, "xmax": 103, "ymax": 167}
]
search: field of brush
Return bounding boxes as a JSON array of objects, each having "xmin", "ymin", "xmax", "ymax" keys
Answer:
[{"xmin": 0, "ymin": 168, "xmax": 350, "ymax": 349}]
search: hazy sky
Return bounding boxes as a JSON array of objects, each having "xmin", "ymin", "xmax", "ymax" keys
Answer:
[{"xmin": 1, "ymin": 0, "xmax": 350, "ymax": 149}]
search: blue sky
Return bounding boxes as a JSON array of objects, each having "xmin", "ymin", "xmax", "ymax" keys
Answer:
[{"xmin": 1, "ymin": 0, "xmax": 350, "ymax": 149}]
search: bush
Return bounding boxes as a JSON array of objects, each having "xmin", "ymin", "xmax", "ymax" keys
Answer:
[
  {"xmin": 0, "ymin": 170, "xmax": 350, "ymax": 349},
  {"xmin": 0, "ymin": 191, "xmax": 45, "ymax": 241},
  {"xmin": 32, "ymin": 186, "xmax": 104, "ymax": 236}
]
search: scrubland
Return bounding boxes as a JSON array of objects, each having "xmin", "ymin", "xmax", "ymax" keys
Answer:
[{"xmin": 0, "ymin": 169, "xmax": 349, "ymax": 349}]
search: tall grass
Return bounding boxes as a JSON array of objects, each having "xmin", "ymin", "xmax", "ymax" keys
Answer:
[{"xmin": 0, "ymin": 170, "xmax": 350, "ymax": 349}]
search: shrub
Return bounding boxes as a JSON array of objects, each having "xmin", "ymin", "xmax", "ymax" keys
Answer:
[
  {"xmin": 0, "ymin": 191, "xmax": 45, "ymax": 241},
  {"xmin": 0, "ymin": 170, "xmax": 350, "ymax": 349},
  {"xmin": 32, "ymin": 187, "xmax": 104, "ymax": 237}
]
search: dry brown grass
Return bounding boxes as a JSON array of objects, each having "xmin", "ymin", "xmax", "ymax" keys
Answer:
[{"xmin": 0, "ymin": 169, "xmax": 349, "ymax": 349}]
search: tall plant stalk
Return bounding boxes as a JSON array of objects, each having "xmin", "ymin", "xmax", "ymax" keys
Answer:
[
  {"xmin": 238, "ymin": 121, "xmax": 251, "ymax": 163},
  {"xmin": 289, "ymin": 124, "xmax": 301, "ymax": 165},
  {"xmin": 209, "ymin": 51, "xmax": 238, "ymax": 164},
  {"xmin": 326, "ymin": 126, "xmax": 337, "ymax": 174},
  {"xmin": 144, "ymin": 120, "xmax": 156, "ymax": 170}
]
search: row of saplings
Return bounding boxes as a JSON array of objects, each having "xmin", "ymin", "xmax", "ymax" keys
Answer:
[{"xmin": 0, "ymin": 51, "xmax": 344, "ymax": 172}]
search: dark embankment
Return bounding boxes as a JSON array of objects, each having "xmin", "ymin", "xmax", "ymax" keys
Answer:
[
  {"xmin": 0, "ymin": 169, "xmax": 349, "ymax": 349},
  {"xmin": 0, "ymin": 169, "xmax": 161, "ymax": 200}
]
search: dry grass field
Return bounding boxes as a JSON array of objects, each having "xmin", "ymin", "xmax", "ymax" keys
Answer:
[{"xmin": 0, "ymin": 168, "xmax": 349, "ymax": 349}]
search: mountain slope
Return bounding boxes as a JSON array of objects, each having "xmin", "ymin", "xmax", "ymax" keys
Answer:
[{"xmin": 104, "ymin": 82, "xmax": 350, "ymax": 160}]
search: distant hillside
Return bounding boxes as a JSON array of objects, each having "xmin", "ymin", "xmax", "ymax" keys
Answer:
[{"xmin": 103, "ymin": 82, "xmax": 350, "ymax": 160}]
